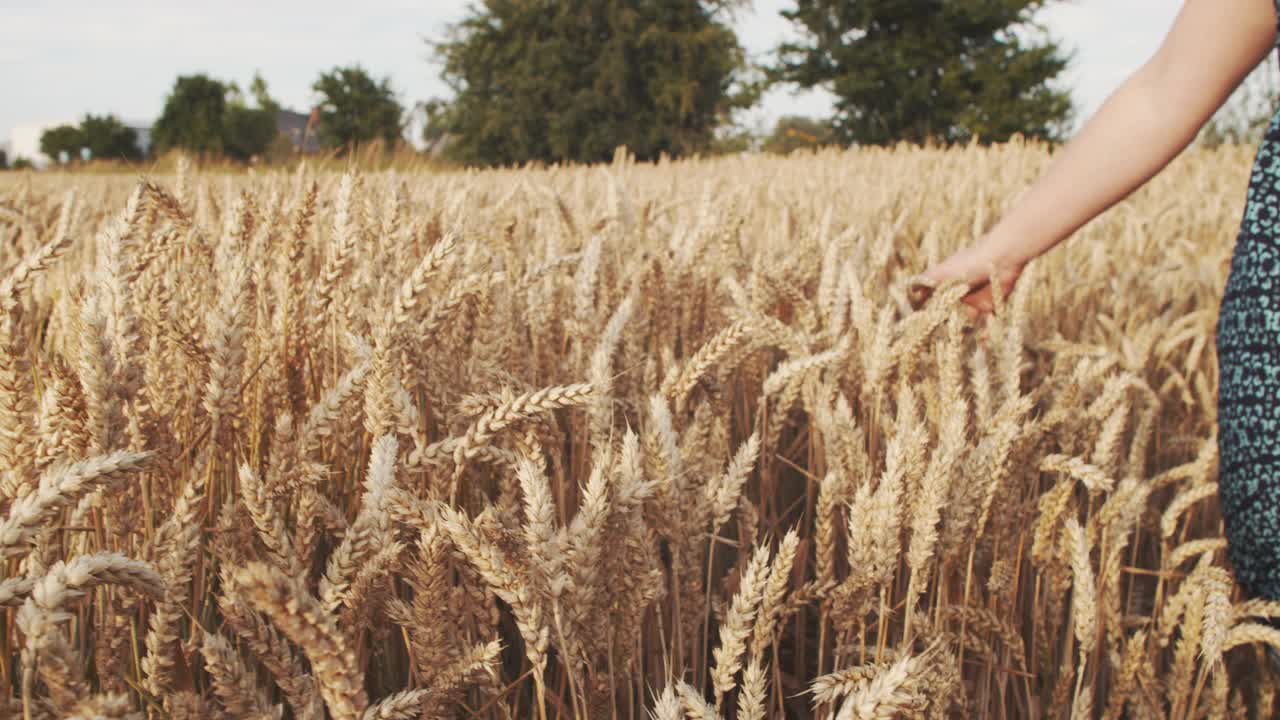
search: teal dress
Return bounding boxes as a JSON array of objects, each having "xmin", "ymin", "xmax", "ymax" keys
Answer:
[{"xmin": 1217, "ymin": 4, "xmax": 1280, "ymax": 602}]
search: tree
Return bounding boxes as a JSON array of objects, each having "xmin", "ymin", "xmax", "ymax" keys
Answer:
[
  {"xmin": 39, "ymin": 125, "xmax": 86, "ymax": 164},
  {"xmin": 153, "ymin": 72, "xmax": 285, "ymax": 160},
  {"xmin": 762, "ymin": 115, "xmax": 836, "ymax": 154},
  {"xmin": 223, "ymin": 104, "xmax": 278, "ymax": 161},
  {"xmin": 249, "ymin": 72, "xmax": 280, "ymax": 115},
  {"xmin": 312, "ymin": 66, "xmax": 403, "ymax": 151},
  {"xmin": 79, "ymin": 114, "xmax": 142, "ymax": 160},
  {"xmin": 153, "ymin": 74, "xmax": 229, "ymax": 155},
  {"xmin": 223, "ymin": 73, "xmax": 282, "ymax": 161},
  {"xmin": 772, "ymin": 0, "xmax": 1074, "ymax": 146},
  {"xmin": 0, "ymin": 149, "xmax": 7, "ymax": 169},
  {"xmin": 427, "ymin": 0, "xmax": 756, "ymax": 166},
  {"xmin": 40, "ymin": 116, "xmax": 141, "ymax": 165}
]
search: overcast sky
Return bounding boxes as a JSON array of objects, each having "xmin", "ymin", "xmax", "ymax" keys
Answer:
[{"xmin": 2, "ymin": 1, "xmax": 1185, "ymax": 149}]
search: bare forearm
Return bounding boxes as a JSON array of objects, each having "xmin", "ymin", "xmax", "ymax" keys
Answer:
[
  {"xmin": 919, "ymin": 0, "xmax": 1278, "ymax": 314},
  {"xmin": 979, "ymin": 0, "xmax": 1280, "ymax": 270},
  {"xmin": 983, "ymin": 66, "xmax": 1207, "ymax": 267}
]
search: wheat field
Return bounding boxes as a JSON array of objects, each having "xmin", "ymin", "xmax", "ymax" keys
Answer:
[{"xmin": 0, "ymin": 140, "xmax": 1270, "ymax": 719}]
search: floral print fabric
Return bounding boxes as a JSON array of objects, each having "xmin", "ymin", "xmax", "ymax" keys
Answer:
[{"xmin": 1216, "ymin": 5, "xmax": 1280, "ymax": 600}]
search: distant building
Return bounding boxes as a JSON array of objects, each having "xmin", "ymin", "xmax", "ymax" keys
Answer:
[
  {"xmin": 8, "ymin": 109, "xmax": 314, "ymax": 166},
  {"xmin": 9, "ymin": 123, "xmax": 57, "ymax": 168},
  {"xmin": 277, "ymin": 108, "xmax": 321, "ymax": 154},
  {"xmin": 128, "ymin": 122, "xmax": 152, "ymax": 156},
  {"xmin": 8, "ymin": 118, "xmax": 151, "ymax": 168}
]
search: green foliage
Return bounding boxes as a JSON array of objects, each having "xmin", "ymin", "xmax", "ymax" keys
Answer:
[
  {"xmin": 762, "ymin": 115, "xmax": 836, "ymax": 154},
  {"xmin": 41, "ymin": 115, "xmax": 142, "ymax": 164},
  {"xmin": 0, "ymin": 149, "xmax": 6, "ymax": 169},
  {"xmin": 223, "ymin": 76, "xmax": 281, "ymax": 162},
  {"xmin": 312, "ymin": 66, "xmax": 404, "ymax": 151},
  {"xmin": 227, "ymin": 73, "xmax": 284, "ymax": 161},
  {"xmin": 772, "ymin": 0, "xmax": 1074, "ymax": 146},
  {"xmin": 154, "ymin": 74, "xmax": 229, "ymax": 155},
  {"xmin": 79, "ymin": 114, "xmax": 142, "ymax": 161},
  {"xmin": 40, "ymin": 125, "xmax": 86, "ymax": 164},
  {"xmin": 249, "ymin": 72, "xmax": 280, "ymax": 115},
  {"xmin": 707, "ymin": 125, "xmax": 758, "ymax": 155},
  {"xmin": 427, "ymin": 0, "xmax": 756, "ymax": 166},
  {"xmin": 11, "ymin": 157, "xmax": 33, "ymax": 170},
  {"xmin": 153, "ymin": 72, "xmax": 282, "ymax": 161},
  {"xmin": 222, "ymin": 104, "xmax": 279, "ymax": 162}
]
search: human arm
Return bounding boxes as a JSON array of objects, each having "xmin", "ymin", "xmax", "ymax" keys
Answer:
[{"xmin": 916, "ymin": 0, "xmax": 1280, "ymax": 314}]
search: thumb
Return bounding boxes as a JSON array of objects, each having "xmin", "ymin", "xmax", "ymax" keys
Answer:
[
  {"xmin": 907, "ymin": 272, "xmax": 938, "ymax": 310},
  {"xmin": 908, "ymin": 270, "xmax": 979, "ymax": 312},
  {"xmin": 918, "ymin": 251, "xmax": 994, "ymax": 291}
]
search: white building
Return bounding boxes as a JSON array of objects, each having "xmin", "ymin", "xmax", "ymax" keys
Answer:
[
  {"xmin": 9, "ymin": 123, "xmax": 57, "ymax": 168},
  {"xmin": 129, "ymin": 122, "xmax": 152, "ymax": 156},
  {"xmin": 8, "ymin": 118, "xmax": 152, "ymax": 168}
]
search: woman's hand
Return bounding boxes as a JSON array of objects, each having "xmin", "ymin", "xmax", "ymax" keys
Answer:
[
  {"xmin": 910, "ymin": 0, "xmax": 1280, "ymax": 318},
  {"xmin": 910, "ymin": 243, "xmax": 1024, "ymax": 317}
]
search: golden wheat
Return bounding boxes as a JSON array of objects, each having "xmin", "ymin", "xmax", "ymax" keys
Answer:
[{"xmin": 0, "ymin": 138, "xmax": 1267, "ymax": 717}]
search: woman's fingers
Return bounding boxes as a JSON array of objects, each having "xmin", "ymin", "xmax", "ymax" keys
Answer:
[
  {"xmin": 962, "ymin": 285, "xmax": 995, "ymax": 315},
  {"xmin": 907, "ymin": 274, "xmax": 938, "ymax": 310},
  {"xmin": 912, "ymin": 253, "xmax": 1021, "ymax": 316},
  {"xmin": 912, "ymin": 278, "xmax": 996, "ymax": 350}
]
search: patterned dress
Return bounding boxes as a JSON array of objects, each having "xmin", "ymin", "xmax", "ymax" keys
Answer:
[{"xmin": 1216, "ymin": 2, "xmax": 1280, "ymax": 602}]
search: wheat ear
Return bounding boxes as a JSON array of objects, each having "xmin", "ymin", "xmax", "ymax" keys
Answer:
[{"xmin": 236, "ymin": 561, "xmax": 369, "ymax": 720}]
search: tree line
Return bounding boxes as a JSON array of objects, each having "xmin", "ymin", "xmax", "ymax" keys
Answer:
[
  {"xmin": 8, "ymin": 0, "xmax": 1272, "ymax": 170},
  {"xmin": 31, "ymin": 65, "xmax": 401, "ymax": 166},
  {"xmin": 427, "ymin": 0, "xmax": 1077, "ymax": 165}
]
